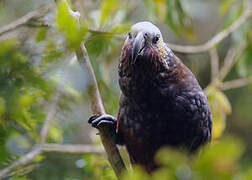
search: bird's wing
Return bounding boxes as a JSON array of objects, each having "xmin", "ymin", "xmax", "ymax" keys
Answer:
[{"xmin": 174, "ymin": 90, "xmax": 212, "ymax": 151}]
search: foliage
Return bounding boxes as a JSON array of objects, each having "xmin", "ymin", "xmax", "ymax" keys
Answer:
[
  {"xmin": 56, "ymin": 0, "xmax": 87, "ymax": 49},
  {"xmin": 83, "ymin": 137, "xmax": 251, "ymax": 180},
  {"xmin": 205, "ymin": 86, "xmax": 232, "ymax": 140},
  {"xmin": 0, "ymin": 40, "xmax": 53, "ymax": 168},
  {"xmin": 119, "ymin": 137, "xmax": 251, "ymax": 180},
  {"xmin": 145, "ymin": 0, "xmax": 194, "ymax": 39}
]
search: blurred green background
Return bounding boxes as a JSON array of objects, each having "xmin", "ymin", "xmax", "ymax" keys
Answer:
[{"xmin": 0, "ymin": 0, "xmax": 252, "ymax": 179}]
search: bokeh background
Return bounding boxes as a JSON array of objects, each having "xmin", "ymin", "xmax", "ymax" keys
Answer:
[{"xmin": 0, "ymin": 0, "xmax": 252, "ymax": 179}]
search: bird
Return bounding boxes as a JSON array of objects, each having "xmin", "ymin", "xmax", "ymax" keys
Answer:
[{"xmin": 88, "ymin": 21, "xmax": 212, "ymax": 173}]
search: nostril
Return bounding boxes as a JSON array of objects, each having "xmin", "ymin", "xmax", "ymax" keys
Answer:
[{"xmin": 144, "ymin": 32, "xmax": 148, "ymax": 38}]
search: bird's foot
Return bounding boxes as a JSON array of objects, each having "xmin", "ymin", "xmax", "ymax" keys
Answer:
[{"xmin": 88, "ymin": 114, "xmax": 116, "ymax": 129}]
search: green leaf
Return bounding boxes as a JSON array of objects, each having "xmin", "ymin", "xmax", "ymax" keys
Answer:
[
  {"xmin": 100, "ymin": 0, "xmax": 119, "ymax": 26},
  {"xmin": 42, "ymin": 40, "xmax": 64, "ymax": 66},
  {"xmin": 219, "ymin": 0, "xmax": 237, "ymax": 16},
  {"xmin": 48, "ymin": 124, "xmax": 63, "ymax": 143},
  {"xmin": 36, "ymin": 27, "xmax": 48, "ymax": 43},
  {"xmin": 205, "ymin": 86, "xmax": 232, "ymax": 140},
  {"xmin": 222, "ymin": 2, "xmax": 243, "ymax": 29},
  {"xmin": 10, "ymin": 176, "xmax": 32, "ymax": 180},
  {"xmin": 244, "ymin": 168, "xmax": 252, "ymax": 180},
  {"xmin": 144, "ymin": 0, "xmax": 157, "ymax": 18},
  {"xmin": 56, "ymin": 0, "xmax": 87, "ymax": 48},
  {"xmin": 237, "ymin": 53, "xmax": 249, "ymax": 77},
  {"xmin": 154, "ymin": 0, "xmax": 166, "ymax": 21},
  {"xmin": 85, "ymin": 33, "xmax": 112, "ymax": 56},
  {"xmin": 194, "ymin": 137, "xmax": 245, "ymax": 179},
  {"xmin": 155, "ymin": 147, "xmax": 187, "ymax": 167},
  {"xmin": 33, "ymin": 154, "xmax": 45, "ymax": 163},
  {"xmin": 0, "ymin": 97, "xmax": 5, "ymax": 123},
  {"xmin": 122, "ymin": 166, "xmax": 150, "ymax": 180},
  {"xmin": 163, "ymin": 0, "xmax": 195, "ymax": 38},
  {"xmin": 111, "ymin": 24, "xmax": 131, "ymax": 34}
]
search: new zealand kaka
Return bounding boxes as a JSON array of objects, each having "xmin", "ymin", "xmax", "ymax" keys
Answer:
[{"xmin": 89, "ymin": 21, "xmax": 212, "ymax": 173}]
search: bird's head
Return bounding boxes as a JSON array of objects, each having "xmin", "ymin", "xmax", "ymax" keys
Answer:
[
  {"xmin": 119, "ymin": 22, "xmax": 190, "ymax": 96},
  {"xmin": 123, "ymin": 21, "xmax": 168, "ymax": 64}
]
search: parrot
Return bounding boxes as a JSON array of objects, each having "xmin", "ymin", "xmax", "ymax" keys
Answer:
[{"xmin": 88, "ymin": 21, "xmax": 212, "ymax": 173}]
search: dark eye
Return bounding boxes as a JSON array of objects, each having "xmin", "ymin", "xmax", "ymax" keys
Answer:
[
  {"xmin": 153, "ymin": 35, "xmax": 159, "ymax": 44},
  {"xmin": 128, "ymin": 33, "xmax": 132, "ymax": 39},
  {"xmin": 144, "ymin": 33, "xmax": 148, "ymax": 38}
]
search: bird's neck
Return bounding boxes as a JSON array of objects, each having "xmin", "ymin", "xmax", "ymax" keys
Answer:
[{"xmin": 119, "ymin": 55, "xmax": 173, "ymax": 98}]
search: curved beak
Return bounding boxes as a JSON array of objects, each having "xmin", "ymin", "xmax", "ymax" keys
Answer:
[{"xmin": 132, "ymin": 31, "xmax": 145, "ymax": 63}]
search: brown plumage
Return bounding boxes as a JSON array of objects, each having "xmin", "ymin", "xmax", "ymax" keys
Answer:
[{"xmin": 89, "ymin": 21, "xmax": 212, "ymax": 173}]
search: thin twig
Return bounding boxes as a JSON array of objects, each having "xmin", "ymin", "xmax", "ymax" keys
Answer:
[
  {"xmin": 42, "ymin": 143, "xmax": 104, "ymax": 154},
  {"xmin": 0, "ymin": 142, "xmax": 105, "ymax": 178},
  {"xmin": 0, "ymin": 4, "xmax": 52, "ymax": 36},
  {"xmin": 0, "ymin": 146, "xmax": 42, "ymax": 178},
  {"xmin": 40, "ymin": 90, "xmax": 61, "ymax": 144},
  {"xmin": 209, "ymin": 48, "xmax": 219, "ymax": 81},
  {"xmin": 219, "ymin": 45, "xmax": 237, "ymax": 81},
  {"xmin": 166, "ymin": 1, "xmax": 252, "ymax": 53},
  {"xmin": 221, "ymin": 77, "xmax": 252, "ymax": 90},
  {"xmin": 218, "ymin": 43, "xmax": 247, "ymax": 81}
]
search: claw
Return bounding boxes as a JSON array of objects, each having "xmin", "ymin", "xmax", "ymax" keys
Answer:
[
  {"xmin": 88, "ymin": 114, "xmax": 100, "ymax": 124},
  {"xmin": 96, "ymin": 120, "xmax": 115, "ymax": 128},
  {"xmin": 88, "ymin": 114, "xmax": 116, "ymax": 129}
]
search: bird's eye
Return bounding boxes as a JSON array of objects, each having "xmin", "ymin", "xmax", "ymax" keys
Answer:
[
  {"xmin": 153, "ymin": 35, "xmax": 159, "ymax": 44},
  {"xmin": 128, "ymin": 33, "xmax": 132, "ymax": 39}
]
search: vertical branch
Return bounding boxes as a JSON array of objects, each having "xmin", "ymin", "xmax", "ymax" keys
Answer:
[
  {"xmin": 76, "ymin": 44, "xmax": 105, "ymax": 115},
  {"xmin": 209, "ymin": 48, "xmax": 219, "ymax": 82},
  {"xmin": 40, "ymin": 89, "xmax": 62, "ymax": 144},
  {"xmin": 60, "ymin": 0, "xmax": 126, "ymax": 177},
  {"xmin": 75, "ymin": 42, "xmax": 126, "ymax": 178},
  {"xmin": 218, "ymin": 43, "xmax": 247, "ymax": 81}
]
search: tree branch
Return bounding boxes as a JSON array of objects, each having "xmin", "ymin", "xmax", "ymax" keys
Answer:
[
  {"xmin": 0, "ymin": 146, "xmax": 42, "ymax": 178},
  {"xmin": 76, "ymin": 43, "xmax": 105, "ymax": 115},
  {"xmin": 0, "ymin": 4, "xmax": 52, "ymax": 36},
  {"xmin": 166, "ymin": 1, "xmax": 252, "ymax": 53},
  {"xmin": 209, "ymin": 48, "xmax": 219, "ymax": 81},
  {"xmin": 40, "ymin": 89, "xmax": 62, "ymax": 144},
  {"xmin": 218, "ymin": 42, "xmax": 247, "ymax": 81},
  {"xmin": 221, "ymin": 77, "xmax": 252, "ymax": 90},
  {"xmin": 76, "ymin": 26, "xmax": 126, "ymax": 180},
  {"xmin": 62, "ymin": 0, "xmax": 126, "ymax": 178},
  {"xmin": 0, "ymin": 142, "xmax": 105, "ymax": 178},
  {"xmin": 42, "ymin": 143, "xmax": 104, "ymax": 154}
]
